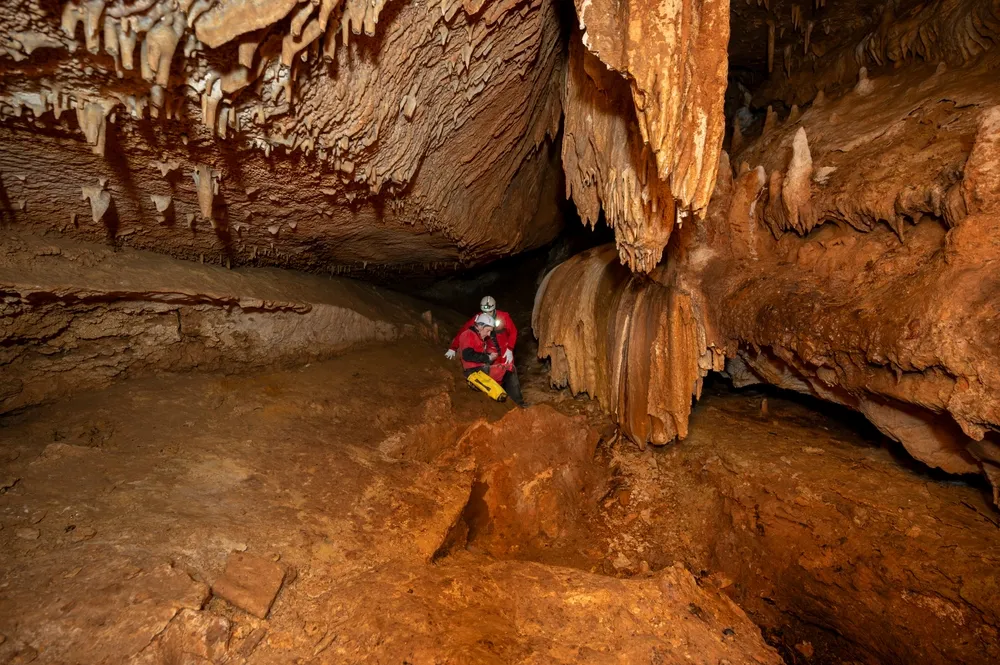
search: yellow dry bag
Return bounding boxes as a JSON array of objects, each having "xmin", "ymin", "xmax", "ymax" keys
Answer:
[{"xmin": 466, "ymin": 370, "xmax": 508, "ymax": 402}]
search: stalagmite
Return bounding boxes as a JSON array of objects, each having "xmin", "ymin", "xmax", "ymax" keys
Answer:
[
  {"xmin": 731, "ymin": 118, "xmax": 744, "ymax": 155},
  {"xmin": 763, "ymin": 105, "xmax": 777, "ymax": 134},
  {"xmin": 781, "ymin": 127, "xmax": 815, "ymax": 232},
  {"xmin": 855, "ymin": 66, "xmax": 875, "ymax": 96}
]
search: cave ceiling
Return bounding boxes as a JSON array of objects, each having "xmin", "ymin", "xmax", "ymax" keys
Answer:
[
  {"xmin": 1, "ymin": 0, "xmax": 998, "ymax": 274},
  {"xmin": 0, "ymin": 0, "xmax": 568, "ymax": 272}
]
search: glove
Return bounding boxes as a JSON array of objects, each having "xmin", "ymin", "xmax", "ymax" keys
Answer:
[
  {"xmin": 503, "ymin": 349, "xmax": 514, "ymax": 364},
  {"xmin": 445, "ymin": 349, "xmax": 456, "ymax": 360}
]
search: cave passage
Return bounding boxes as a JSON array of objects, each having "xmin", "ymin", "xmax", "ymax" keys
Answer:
[{"xmin": 3, "ymin": 0, "xmax": 1000, "ymax": 663}]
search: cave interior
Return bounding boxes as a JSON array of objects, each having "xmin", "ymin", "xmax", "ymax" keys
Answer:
[{"xmin": 1, "ymin": 0, "xmax": 1000, "ymax": 663}]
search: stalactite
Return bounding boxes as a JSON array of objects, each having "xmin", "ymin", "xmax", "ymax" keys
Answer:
[{"xmin": 767, "ymin": 19, "xmax": 776, "ymax": 73}]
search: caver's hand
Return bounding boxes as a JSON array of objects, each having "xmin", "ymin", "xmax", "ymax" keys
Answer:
[
  {"xmin": 445, "ymin": 349, "xmax": 456, "ymax": 360},
  {"xmin": 503, "ymin": 349, "xmax": 514, "ymax": 364}
]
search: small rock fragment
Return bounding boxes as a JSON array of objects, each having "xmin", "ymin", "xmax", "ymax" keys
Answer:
[
  {"xmin": 70, "ymin": 526, "xmax": 97, "ymax": 542},
  {"xmin": 795, "ymin": 641, "xmax": 815, "ymax": 658},
  {"xmin": 212, "ymin": 551, "xmax": 285, "ymax": 619}
]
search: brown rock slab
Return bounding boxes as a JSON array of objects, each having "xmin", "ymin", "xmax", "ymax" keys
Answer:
[
  {"xmin": 0, "ymin": 555, "xmax": 210, "ymax": 663},
  {"xmin": 128, "ymin": 609, "xmax": 230, "ymax": 664},
  {"xmin": 212, "ymin": 552, "xmax": 285, "ymax": 619},
  {"xmin": 69, "ymin": 525, "xmax": 97, "ymax": 542}
]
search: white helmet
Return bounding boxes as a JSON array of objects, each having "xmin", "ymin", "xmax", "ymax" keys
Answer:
[
  {"xmin": 474, "ymin": 313, "xmax": 495, "ymax": 327},
  {"xmin": 480, "ymin": 296, "xmax": 496, "ymax": 313}
]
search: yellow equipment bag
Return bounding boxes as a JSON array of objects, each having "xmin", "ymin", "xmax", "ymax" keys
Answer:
[{"xmin": 467, "ymin": 370, "xmax": 508, "ymax": 402}]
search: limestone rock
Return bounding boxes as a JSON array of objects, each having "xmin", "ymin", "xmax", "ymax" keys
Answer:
[
  {"xmin": 535, "ymin": 49, "xmax": 1000, "ymax": 499},
  {"xmin": 211, "ymin": 551, "xmax": 285, "ymax": 619},
  {"xmin": 562, "ymin": 0, "xmax": 729, "ymax": 271},
  {"xmin": 0, "ymin": 232, "xmax": 423, "ymax": 413},
  {"xmin": 128, "ymin": 609, "xmax": 230, "ymax": 664},
  {"xmin": 0, "ymin": 0, "xmax": 567, "ymax": 271}
]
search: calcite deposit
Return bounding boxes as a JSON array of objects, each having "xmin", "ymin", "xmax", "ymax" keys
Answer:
[
  {"xmin": 0, "ymin": 0, "xmax": 567, "ymax": 271},
  {"xmin": 561, "ymin": 0, "xmax": 730, "ymax": 271},
  {"xmin": 535, "ymin": 3, "xmax": 1000, "ymax": 498},
  {"xmin": 4, "ymin": 0, "xmax": 1000, "ymax": 498}
]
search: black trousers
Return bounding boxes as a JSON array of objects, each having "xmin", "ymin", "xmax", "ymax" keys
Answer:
[{"xmin": 501, "ymin": 369, "xmax": 524, "ymax": 405}]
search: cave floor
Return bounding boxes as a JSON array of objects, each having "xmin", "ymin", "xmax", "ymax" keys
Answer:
[{"xmin": 0, "ymin": 339, "xmax": 997, "ymax": 664}]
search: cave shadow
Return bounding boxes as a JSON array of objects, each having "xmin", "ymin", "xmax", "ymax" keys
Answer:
[
  {"xmin": 395, "ymin": 208, "xmax": 613, "ymax": 335},
  {"xmin": 103, "ymin": 198, "xmax": 121, "ymax": 245},
  {"xmin": 0, "ymin": 177, "xmax": 12, "ymax": 226},
  {"xmin": 102, "ymin": 121, "xmax": 147, "ymax": 219}
]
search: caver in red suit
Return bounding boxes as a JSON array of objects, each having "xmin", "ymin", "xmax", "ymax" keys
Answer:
[
  {"xmin": 450, "ymin": 310, "xmax": 517, "ymax": 358},
  {"xmin": 456, "ymin": 317, "xmax": 525, "ymax": 406},
  {"xmin": 457, "ymin": 325, "xmax": 505, "ymax": 383}
]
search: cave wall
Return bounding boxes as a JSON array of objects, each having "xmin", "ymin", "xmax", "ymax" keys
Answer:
[
  {"xmin": 535, "ymin": 7, "xmax": 1000, "ymax": 498},
  {"xmin": 0, "ymin": 232, "xmax": 434, "ymax": 413}
]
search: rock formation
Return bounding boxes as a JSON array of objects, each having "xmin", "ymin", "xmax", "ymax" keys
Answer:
[
  {"xmin": 0, "ymin": 0, "xmax": 567, "ymax": 272},
  {"xmin": 1, "ymin": 0, "xmax": 998, "ymax": 496},
  {"xmin": 561, "ymin": 0, "xmax": 730, "ymax": 271},
  {"xmin": 535, "ymin": 4, "xmax": 1000, "ymax": 499},
  {"xmin": 0, "ymin": 231, "xmax": 432, "ymax": 413}
]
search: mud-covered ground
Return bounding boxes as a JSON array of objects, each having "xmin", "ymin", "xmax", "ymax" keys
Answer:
[
  {"xmin": 595, "ymin": 383, "xmax": 1000, "ymax": 665},
  {"xmin": 0, "ymin": 338, "xmax": 997, "ymax": 664},
  {"xmin": 0, "ymin": 339, "xmax": 780, "ymax": 665}
]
